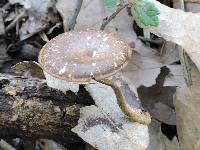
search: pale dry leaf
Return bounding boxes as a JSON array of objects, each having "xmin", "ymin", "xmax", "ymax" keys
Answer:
[
  {"xmin": 9, "ymin": 0, "xmax": 55, "ymax": 40},
  {"xmin": 174, "ymin": 66, "xmax": 200, "ymax": 150},
  {"xmin": 56, "ymin": 0, "xmax": 137, "ymax": 42},
  {"xmin": 160, "ymin": 42, "xmax": 180, "ymax": 64},
  {"xmin": 138, "ymin": 0, "xmax": 200, "ymax": 72},
  {"xmin": 72, "ymin": 80, "xmax": 149, "ymax": 150},
  {"xmin": 148, "ymin": 120, "xmax": 180, "ymax": 150},
  {"xmin": 120, "ymin": 47, "xmax": 186, "ymax": 88},
  {"xmin": 56, "ymin": 0, "xmax": 77, "ymax": 31}
]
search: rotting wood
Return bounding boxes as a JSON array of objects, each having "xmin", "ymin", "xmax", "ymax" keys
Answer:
[{"xmin": 0, "ymin": 73, "xmax": 94, "ymax": 144}]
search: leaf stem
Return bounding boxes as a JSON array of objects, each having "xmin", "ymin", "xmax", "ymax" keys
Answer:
[{"xmin": 100, "ymin": 4, "xmax": 128, "ymax": 30}]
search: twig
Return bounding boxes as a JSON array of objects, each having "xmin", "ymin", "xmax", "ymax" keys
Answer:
[
  {"xmin": 100, "ymin": 4, "xmax": 128, "ymax": 30},
  {"xmin": 20, "ymin": 25, "xmax": 48, "ymax": 41},
  {"xmin": 47, "ymin": 22, "xmax": 62, "ymax": 35},
  {"xmin": 65, "ymin": 0, "xmax": 83, "ymax": 31},
  {"xmin": 5, "ymin": 10, "xmax": 26, "ymax": 32},
  {"xmin": 39, "ymin": 31, "xmax": 49, "ymax": 42}
]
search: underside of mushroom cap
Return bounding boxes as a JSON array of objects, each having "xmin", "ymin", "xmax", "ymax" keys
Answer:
[{"xmin": 39, "ymin": 30, "xmax": 132, "ymax": 83}]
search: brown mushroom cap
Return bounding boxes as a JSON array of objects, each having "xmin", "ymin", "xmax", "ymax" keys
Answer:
[{"xmin": 39, "ymin": 30, "xmax": 132, "ymax": 83}]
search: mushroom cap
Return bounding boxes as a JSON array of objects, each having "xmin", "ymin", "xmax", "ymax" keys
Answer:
[{"xmin": 39, "ymin": 30, "xmax": 132, "ymax": 83}]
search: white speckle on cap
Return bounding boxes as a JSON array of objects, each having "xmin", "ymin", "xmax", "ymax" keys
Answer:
[
  {"xmin": 96, "ymin": 67, "xmax": 100, "ymax": 72},
  {"xmin": 100, "ymin": 44, "xmax": 104, "ymax": 48},
  {"xmin": 114, "ymin": 62, "xmax": 117, "ymax": 67},
  {"xmin": 87, "ymin": 36, "xmax": 91, "ymax": 40},
  {"xmin": 90, "ymin": 72, "xmax": 94, "ymax": 76},
  {"xmin": 68, "ymin": 74, "xmax": 72, "ymax": 78},
  {"xmin": 97, "ymin": 34, "xmax": 101, "ymax": 37},
  {"xmin": 120, "ymin": 57, "xmax": 124, "ymax": 61},
  {"xmin": 103, "ymin": 37, "xmax": 108, "ymax": 41},
  {"xmin": 59, "ymin": 66, "xmax": 66, "ymax": 75},
  {"xmin": 92, "ymin": 63, "xmax": 96, "ymax": 66},
  {"xmin": 52, "ymin": 62, "xmax": 55, "ymax": 66},
  {"xmin": 73, "ymin": 64, "xmax": 77, "ymax": 66},
  {"xmin": 92, "ymin": 51, "xmax": 97, "ymax": 57}
]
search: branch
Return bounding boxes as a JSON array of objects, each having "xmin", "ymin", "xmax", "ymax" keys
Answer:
[
  {"xmin": 0, "ymin": 73, "xmax": 93, "ymax": 144},
  {"xmin": 100, "ymin": 4, "xmax": 128, "ymax": 30},
  {"xmin": 65, "ymin": 0, "xmax": 83, "ymax": 31}
]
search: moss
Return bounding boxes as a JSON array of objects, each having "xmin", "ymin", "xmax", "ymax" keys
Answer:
[{"xmin": 65, "ymin": 105, "xmax": 79, "ymax": 116}]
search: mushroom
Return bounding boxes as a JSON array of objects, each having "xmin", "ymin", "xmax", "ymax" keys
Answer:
[{"xmin": 38, "ymin": 30, "xmax": 151, "ymax": 124}]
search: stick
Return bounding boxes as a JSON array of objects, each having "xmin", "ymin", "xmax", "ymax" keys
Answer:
[
  {"xmin": 0, "ymin": 73, "xmax": 93, "ymax": 144},
  {"xmin": 100, "ymin": 4, "xmax": 128, "ymax": 30},
  {"xmin": 5, "ymin": 11, "xmax": 26, "ymax": 32}
]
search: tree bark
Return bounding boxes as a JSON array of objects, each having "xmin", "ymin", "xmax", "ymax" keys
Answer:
[{"xmin": 0, "ymin": 73, "xmax": 94, "ymax": 144}]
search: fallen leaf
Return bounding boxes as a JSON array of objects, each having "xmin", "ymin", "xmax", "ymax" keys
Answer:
[
  {"xmin": 9, "ymin": 0, "xmax": 56, "ymax": 40},
  {"xmin": 148, "ymin": 120, "xmax": 180, "ymax": 150},
  {"xmin": 72, "ymin": 80, "xmax": 149, "ymax": 150},
  {"xmin": 134, "ymin": 0, "xmax": 200, "ymax": 72},
  {"xmin": 120, "ymin": 47, "xmax": 186, "ymax": 88},
  {"xmin": 174, "ymin": 66, "xmax": 200, "ymax": 150}
]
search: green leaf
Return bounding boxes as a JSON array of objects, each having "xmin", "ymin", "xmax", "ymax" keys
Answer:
[
  {"xmin": 103, "ymin": 0, "xmax": 118, "ymax": 7},
  {"xmin": 147, "ymin": 10, "xmax": 159, "ymax": 16},
  {"xmin": 131, "ymin": 0, "xmax": 160, "ymax": 27}
]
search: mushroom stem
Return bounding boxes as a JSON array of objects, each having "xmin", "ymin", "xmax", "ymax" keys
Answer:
[
  {"xmin": 99, "ymin": 77, "xmax": 151, "ymax": 125},
  {"xmin": 44, "ymin": 72, "xmax": 80, "ymax": 93}
]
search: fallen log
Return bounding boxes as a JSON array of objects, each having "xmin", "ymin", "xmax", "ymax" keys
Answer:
[{"xmin": 0, "ymin": 73, "xmax": 94, "ymax": 144}]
